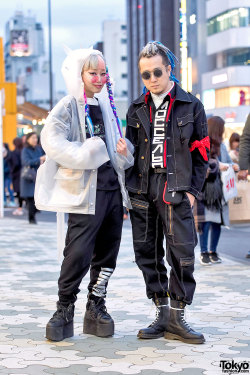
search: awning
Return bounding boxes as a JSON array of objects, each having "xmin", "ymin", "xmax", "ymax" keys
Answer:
[{"xmin": 17, "ymin": 102, "xmax": 49, "ymax": 122}]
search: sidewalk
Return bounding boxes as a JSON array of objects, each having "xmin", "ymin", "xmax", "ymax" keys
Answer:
[{"xmin": 0, "ymin": 217, "xmax": 249, "ymax": 375}]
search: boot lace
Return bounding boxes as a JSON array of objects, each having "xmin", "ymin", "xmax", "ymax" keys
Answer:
[
  {"xmin": 98, "ymin": 302, "xmax": 111, "ymax": 319},
  {"xmin": 180, "ymin": 309, "xmax": 192, "ymax": 331},
  {"xmin": 89, "ymin": 298, "xmax": 111, "ymax": 319},
  {"xmin": 148, "ymin": 307, "xmax": 160, "ymax": 327},
  {"xmin": 53, "ymin": 303, "xmax": 74, "ymax": 323}
]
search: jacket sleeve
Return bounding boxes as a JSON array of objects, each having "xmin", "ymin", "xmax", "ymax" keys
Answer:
[
  {"xmin": 125, "ymin": 110, "xmax": 136, "ymax": 147},
  {"xmin": 239, "ymin": 114, "xmax": 250, "ymax": 170},
  {"xmin": 116, "ymin": 137, "xmax": 134, "ymax": 170},
  {"xmin": 41, "ymin": 97, "xmax": 109, "ymax": 170},
  {"xmin": 21, "ymin": 148, "xmax": 41, "ymax": 168},
  {"xmin": 188, "ymin": 103, "xmax": 209, "ymax": 198}
]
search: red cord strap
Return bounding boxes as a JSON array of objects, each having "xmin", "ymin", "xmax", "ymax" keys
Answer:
[{"xmin": 189, "ymin": 136, "xmax": 210, "ymax": 161}]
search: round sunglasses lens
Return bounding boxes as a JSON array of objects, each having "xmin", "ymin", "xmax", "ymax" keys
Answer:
[
  {"xmin": 142, "ymin": 71, "xmax": 151, "ymax": 80},
  {"xmin": 154, "ymin": 69, "xmax": 163, "ymax": 78}
]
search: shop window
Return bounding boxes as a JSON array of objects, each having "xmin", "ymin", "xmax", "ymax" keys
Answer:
[
  {"xmin": 207, "ymin": 8, "xmax": 250, "ymax": 36},
  {"xmin": 215, "ymin": 87, "xmax": 250, "ymax": 108}
]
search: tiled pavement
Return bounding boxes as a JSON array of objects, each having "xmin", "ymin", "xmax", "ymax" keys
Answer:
[{"xmin": 0, "ymin": 217, "xmax": 249, "ymax": 375}]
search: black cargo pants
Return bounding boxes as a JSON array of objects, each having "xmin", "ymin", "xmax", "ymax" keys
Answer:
[
  {"xmin": 129, "ymin": 173, "xmax": 197, "ymax": 305},
  {"xmin": 58, "ymin": 189, "xmax": 123, "ymax": 305}
]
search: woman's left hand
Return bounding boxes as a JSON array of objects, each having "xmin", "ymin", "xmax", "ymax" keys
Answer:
[{"xmin": 117, "ymin": 138, "xmax": 127, "ymax": 157}]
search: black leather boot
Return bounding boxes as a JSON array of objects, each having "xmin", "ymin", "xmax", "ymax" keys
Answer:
[
  {"xmin": 137, "ymin": 296, "xmax": 169, "ymax": 339},
  {"xmin": 46, "ymin": 302, "xmax": 74, "ymax": 341},
  {"xmin": 83, "ymin": 295, "xmax": 114, "ymax": 337},
  {"xmin": 164, "ymin": 301, "xmax": 205, "ymax": 344}
]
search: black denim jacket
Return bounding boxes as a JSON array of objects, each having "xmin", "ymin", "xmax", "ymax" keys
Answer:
[{"xmin": 125, "ymin": 84, "xmax": 209, "ymax": 198}]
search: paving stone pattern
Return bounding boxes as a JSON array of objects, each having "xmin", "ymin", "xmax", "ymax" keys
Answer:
[{"xmin": 0, "ymin": 218, "xmax": 249, "ymax": 375}]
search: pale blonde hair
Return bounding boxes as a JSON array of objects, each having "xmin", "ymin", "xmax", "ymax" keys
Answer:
[{"xmin": 81, "ymin": 53, "xmax": 106, "ymax": 75}]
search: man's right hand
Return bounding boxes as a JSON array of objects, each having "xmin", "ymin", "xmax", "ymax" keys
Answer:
[{"xmin": 238, "ymin": 170, "xmax": 248, "ymax": 180}]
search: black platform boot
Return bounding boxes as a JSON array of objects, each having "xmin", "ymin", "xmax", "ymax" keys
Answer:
[
  {"xmin": 164, "ymin": 301, "xmax": 205, "ymax": 344},
  {"xmin": 137, "ymin": 296, "xmax": 169, "ymax": 339},
  {"xmin": 83, "ymin": 295, "xmax": 114, "ymax": 337},
  {"xmin": 46, "ymin": 302, "xmax": 74, "ymax": 341}
]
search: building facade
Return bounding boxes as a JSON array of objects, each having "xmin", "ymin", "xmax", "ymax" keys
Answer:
[
  {"xmin": 4, "ymin": 11, "xmax": 51, "ymax": 110},
  {"xmin": 126, "ymin": 0, "xmax": 181, "ymax": 102},
  {"xmin": 187, "ymin": 0, "xmax": 250, "ymax": 133},
  {"xmin": 103, "ymin": 20, "xmax": 128, "ymax": 98}
]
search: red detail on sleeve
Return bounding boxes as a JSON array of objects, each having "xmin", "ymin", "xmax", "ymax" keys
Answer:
[
  {"xmin": 163, "ymin": 181, "xmax": 170, "ymax": 204},
  {"xmin": 189, "ymin": 136, "xmax": 210, "ymax": 161}
]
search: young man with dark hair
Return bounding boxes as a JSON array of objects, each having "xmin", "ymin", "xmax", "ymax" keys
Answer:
[{"xmin": 125, "ymin": 41, "xmax": 209, "ymax": 344}]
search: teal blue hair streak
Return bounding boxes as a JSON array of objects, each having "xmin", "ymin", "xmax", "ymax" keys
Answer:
[{"xmin": 152, "ymin": 41, "xmax": 179, "ymax": 83}]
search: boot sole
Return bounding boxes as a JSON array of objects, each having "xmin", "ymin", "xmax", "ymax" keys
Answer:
[
  {"xmin": 137, "ymin": 331, "xmax": 164, "ymax": 339},
  {"xmin": 164, "ymin": 332, "xmax": 205, "ymax": 344},
  {"xmin": 83, "ymin": 317, "xmax": 114, "ymax": 337},
  {"xmin": 46, "ymin": 321, "xmax": 74, "ymax": 342}
]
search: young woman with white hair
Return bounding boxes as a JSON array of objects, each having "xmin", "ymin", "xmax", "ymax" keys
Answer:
[{"xmin": 35, "ymin": 48, "xmax": 134, "ymax": 341}]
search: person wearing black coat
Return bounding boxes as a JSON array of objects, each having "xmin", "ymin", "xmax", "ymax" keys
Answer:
[
  {"xmin": 8, "ymin": 137, "xmax": 24, "ymax": 215},
  {"xmin": 20, "ymin": 132, "xmax": 45, "ymax": 223},
  {"xmin": 3, "ymin": 143, "xmax": 16, "ymax": 207}
]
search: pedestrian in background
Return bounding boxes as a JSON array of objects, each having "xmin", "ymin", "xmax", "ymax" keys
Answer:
[
  {"xmin": 20, "ymin": 132, "xmax": 45, "ymax": 224},
  {"xmin": 228, "ymin": 132, "xmax": 240, "ymax": 164},
  {"xmin": 8, "ymin": 137, "xmax": 24, "ymax": 215},
  {"xmin": 238, "ymin": 113, "xmax": 250, "ymax": 258},
  {"xmin": 3, "ymin": 143, "xmax": 16, "ymax": 207},
  {"xmin": 198, "ymin": 116, "xmax": 239, "ymax": 266}
]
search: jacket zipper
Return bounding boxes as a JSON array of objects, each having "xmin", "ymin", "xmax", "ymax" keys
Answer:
[{"xmin": 163, "ymin": 140, "xmax": 167, "ymax": 168}]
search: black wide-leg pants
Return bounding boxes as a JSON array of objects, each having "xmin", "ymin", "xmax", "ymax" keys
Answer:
[
  {"xmin": 58, "ymin": 189, "xmax": 123, "ymax": 305},
  {"xmin": 129, "ymin": 173, "xmax": 197, "ymax": 305}
]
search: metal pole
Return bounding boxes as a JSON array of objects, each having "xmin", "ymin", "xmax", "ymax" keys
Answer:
[
  {"xmin": 0, "ymin": 89, "xmax": 4, "ymax": 218},
  {"xmin": 48, "ymin": 0, "xmax": 53, "ymax": 110}
]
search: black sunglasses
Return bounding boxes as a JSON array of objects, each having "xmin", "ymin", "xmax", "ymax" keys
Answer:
[{"xmin": 141, "ymin": 68, "xmax": 163, "ymax": 80}]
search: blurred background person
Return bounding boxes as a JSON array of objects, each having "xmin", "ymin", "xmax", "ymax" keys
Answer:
[
  {"xmin": 22, "ymin": 134, "xmax": 27, "ymax": 146},
  {"xmin": 8, "ymin": 137, "xmax": 24, "ymax": 215},
  {"xmin": 239, "ymin": 113, "xmax": 250, "ymax": 182},
  {"xmin": 3, "ymin": 142, "xmax": 16, "ymax": 208},
  {"xmin": 238, "ymin": 113, "xmax": 250, "ymax": 259},
  {"xmin": 198, "ymin": 116, "xmax": 239, "ymax": 266},
  {"xmin": 20, "ymin": 132, "xmax": 45, "ymax": 224},
  {"xmin": 228, "ymin": 132, "xmax": 240, "ymax": 164}
]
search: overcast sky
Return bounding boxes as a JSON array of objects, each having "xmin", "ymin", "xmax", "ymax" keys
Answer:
[{"xmin": 0, "ymin": 0, "xmax": 126, "ymax": 91}]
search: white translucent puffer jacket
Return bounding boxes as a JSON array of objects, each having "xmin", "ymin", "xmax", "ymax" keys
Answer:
[{"xmin": 35, "ymin": 95, "xmax": 134, "ymax": 214}]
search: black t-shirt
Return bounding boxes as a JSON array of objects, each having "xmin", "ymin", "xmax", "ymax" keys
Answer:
[{"xmin": 85, "ymin": 100, "xmax": 119, "ymax": 191}]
